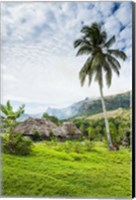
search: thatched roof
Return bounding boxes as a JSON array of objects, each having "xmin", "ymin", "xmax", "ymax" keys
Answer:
[
  {"xmin": 14, "ymin": 118, "xmax": 81, "ymax": 139},
  {"xmin": 61, "ymin": 122, "xmax": 81, "ymax": 138}
]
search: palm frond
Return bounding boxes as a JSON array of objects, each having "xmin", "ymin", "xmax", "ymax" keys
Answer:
[
  {"xmin": 106, "ymin": 55, "xmax": 120, "ymax": 76},
  {"xmin": 79, "ymin": 56, "xmax": 92, "ymax": 86},
  {"xmin": 81, "ymin": 23, "xmax": 101, "ymax": 46},
  {"xmin": 92, "ymin": 52, "xmax": 107, "ymax": 68},
  {"xmin": 106, "ymin": 54, "xmax": 121, "ymax": 69},
  {"xmin": 76, "ymin": 45, "xmax": 93, "ymax": 56},
  {"xmin": 95, "ymin": 67, "xmax": 103, "ymax": 89},
  {"xmin": 79, "ymin": 67, "xmax": 87, "ymax": 87},
  {"xmin": 99, "ymin": 31, "xmax": 107, "ymax": 45},
  {"xmin": 104, "ymin": 36, "xmax": 116, "ymax": 48},
  {"xmin": 74, "ymin": 38, "xmax": 84, "ymax": 48},
  {"xmin": 87, "ymin": 57, "xmax": 96, "ymax": 86},
  {"xmin": 74, "ymin": 37, "xmax": 93, "ymax": 48},
  {"xmin": 81, "ymin": 25, "xmax": 92, "ymax": 34},
  {"xmin": 108, "ymin": 49, "xmax": 127, "ymax": 61},
  {"xmin": 105, "ymin": 67, "xmax": 112, "ymax": 87}
]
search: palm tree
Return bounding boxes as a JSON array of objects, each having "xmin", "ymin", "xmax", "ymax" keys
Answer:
[{"xmin": 74, "ymin": 23, "xmax": 127, "ymax": 150}]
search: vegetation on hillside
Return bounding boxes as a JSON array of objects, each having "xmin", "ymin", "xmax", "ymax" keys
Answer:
[
  {"xmin": 77, "ymin": 91, "xmax": 131, "ymax": 116},
  {"xmin": 70, "ymin": 108, "xmax": 131, "ymax": 147},
  {"xmin": 42, "ymin": 112, "xmax": 61, "ymax": 126}
]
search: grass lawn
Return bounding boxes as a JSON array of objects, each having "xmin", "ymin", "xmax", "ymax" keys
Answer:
[{"xmin": 2, "ymin": 141, "xmax": 132, "ymax": 198}]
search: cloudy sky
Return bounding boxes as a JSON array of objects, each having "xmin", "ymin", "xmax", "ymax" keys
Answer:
[{"xmin": 1, "ymin": 2, "xmax": 132, "ymax": 114}]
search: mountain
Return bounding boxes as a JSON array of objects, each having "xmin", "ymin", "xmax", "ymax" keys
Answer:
[
  {"xmin": 1, "ymin": 91, "xmax": 131, "ymax": 122},
  {"xmin": 46, "ymin": 91, "xmax": 131, "ymax": 120},
  {"xmin": 17, "ymin": 113, "xmax": 30, "ymax": 121},
  {"xmin": 17, "ymin": 113, "xmax": 42, "ymax": 121}
]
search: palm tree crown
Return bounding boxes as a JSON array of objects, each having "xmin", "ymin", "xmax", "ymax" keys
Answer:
[{"xmin": 74, "ymin": 22, "xmax": 127, "ymax": 89}]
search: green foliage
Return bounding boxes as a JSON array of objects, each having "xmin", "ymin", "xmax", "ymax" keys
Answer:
[
  {"xmin": 87, "ymin": 127, "xmax": 97, "ymax": 140},
  {"xmin": 54, "ymin": 140, "xmax": 94, "ymax": 154},
  {"xmin": 1, "ymin": 101, "xmax": 25, "ymax": 134},
  {"xmin": 71, "ymin": 109, "xmax": 131, "ymax": 147},
  {"xmin": 74, "ymin": 22, "xmax": 127, "ymax": 89},
  {"xmin": 31, "ymin": 131, "xmax": 42, "ymax": 142},
  {"xmin": 75, "ymin": 92, "xmax": 130, "ymax": 117},
  {"xmin": 2, "ymin": 133, "xmax": 33, "ymax": 155},
  {"xmin": 42, "ymin": 112, "xmax": 60, "ymax": 126},
  {"xmin": 1, "ymin": 101, "xmax": 25, "ymax": 121},
  {"xmin": 80, "ymin": 121, "xmax": 90, "ymax": 136},
  {"xmin": 74, "ymin": 22, "xmax": 127, "ymax": 149},
  {"xmin": 2, "ymin": 141, "xmax": 131, "ymax": 197},
  {"xmin": 49, "ymin": 131, "xmax": 57, "ymax": 142},
  {"xmin": 0, "ymin": 101, "xmax": 29, "ymax": 155}
]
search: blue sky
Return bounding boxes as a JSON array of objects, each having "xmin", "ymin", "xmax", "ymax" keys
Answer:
[{"xmin": 1, "ymin": 2, "xmax": 132, "ymax": 113}]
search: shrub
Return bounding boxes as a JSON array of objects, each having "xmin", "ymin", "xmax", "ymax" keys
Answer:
[
  {"xmin": 42, "ymin": 113, "xmax": 60, "ymax": 126},
  {"xmin": 31, "ymin": 130, "xmax": 42, "ymax": 141},
  {"xmin": 73, "ymin": 142, "xmax": 82, "ymax": 153},
  {"xmin": 2, "ymin": 133, "xmax": 33, "ymax": 155},
  {"xmin": 84, "ymin": 140, "xmax": 94, "ymax": 151}
]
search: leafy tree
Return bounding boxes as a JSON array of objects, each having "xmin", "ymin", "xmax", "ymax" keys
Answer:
[
  {"xmin": 80, "ymin": 121, "xmax": 90, "ymax": 137},
  {"xmin": 1, "ymin": 101, "xmax": 25, "ymax": 153},
  {"xmin": 108, "ymin": 122, "xmax": 118, "ymax": 143},
  {"xmin": 42, "ymin": 112, "xmax": 60, "ymax": 126},
  {"xmin": 88, "ymin": 127, "xmax": 97, "ymax": 140},
  {"xmin": 74, "ymin": 22, "xmax": 127, "ymax": 149}
]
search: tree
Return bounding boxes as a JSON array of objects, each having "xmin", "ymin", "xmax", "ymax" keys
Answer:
[
  {"xmin": 73, "ymin": 23, "xmax": 127, "ymax": 150},
  {"xmin": 42, "ymin": 112, "xmax": 60, "ymax": 126},
  {"xmin": 1, "ymin": 101, "xmax": 25, "ymax": 153}
]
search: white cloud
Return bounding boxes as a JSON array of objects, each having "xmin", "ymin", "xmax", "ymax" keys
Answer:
[
  {"xmin": 104, "ymin": 15, "xmax": 121, "ymax": 37},
  {"xmin": 1, "ymin": 2, "xmax": 132, "ymax": 113},
  {"xmin": 115, "ymin": 2, "xmax": 132, "ymax": 26}
]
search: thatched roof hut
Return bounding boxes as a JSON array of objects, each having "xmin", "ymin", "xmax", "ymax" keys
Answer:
[{"xmin": 14, "ymin": 118, "xmax": 81, "ymax": 140}]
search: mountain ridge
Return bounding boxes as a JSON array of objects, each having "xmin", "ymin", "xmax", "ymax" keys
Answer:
[
  {"xmin": 16, "ymin": 91, "xmax": 131, "ymax": 121},
  {"xmin": 46, "ymin": 91, "xmax": 131, "ymax": 120}
]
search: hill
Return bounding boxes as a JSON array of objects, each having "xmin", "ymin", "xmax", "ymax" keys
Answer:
[
  {"xmin": 46, "ymin": 91, "xmax": 131, "ymax": 119},
  {"xmin": 71, "ymin": 107, "xmax": 130, "ymax": 121}
]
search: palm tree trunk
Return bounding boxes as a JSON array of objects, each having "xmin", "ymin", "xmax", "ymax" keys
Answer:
[{"xmin": 99, "ymin": 87, "xmax": 113, "ymax": 150}]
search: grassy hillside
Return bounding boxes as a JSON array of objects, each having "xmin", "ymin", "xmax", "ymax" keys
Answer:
[
  {"xmin": 74, "ymin": 91, "xmax": 131, "ymax": 117},
  {"xmin": 2, "ymin": 141, "xmax": 131, "ymax": 198},
  {"xmin": 71, "ymin": 108, "xmax": 130, "ymax": 121}
]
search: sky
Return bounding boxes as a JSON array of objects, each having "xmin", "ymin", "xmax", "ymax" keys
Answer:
[{"xmin": 1, "ymin": 2, "xmax": 132, "ymax": 114}]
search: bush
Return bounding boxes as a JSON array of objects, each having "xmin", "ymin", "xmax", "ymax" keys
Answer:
[
  {"xmin": 31, "ymin": 130, "xmax": 42, "ymax": 141},
  {"xmin": 84, "ymin": 140, "xmax": 94, "ymax": 151},
  {"xmin": 2, "ymin": 133, "xmax": 33, "ymax": 155},
  {"xmin": 42, "ymin": 113, "xmax": 60, "ymax": 126}
]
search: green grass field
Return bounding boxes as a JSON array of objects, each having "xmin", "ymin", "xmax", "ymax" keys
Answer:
[{"xmin": 2, "ymin": 141, "xmax": 132, "ymax": 198}]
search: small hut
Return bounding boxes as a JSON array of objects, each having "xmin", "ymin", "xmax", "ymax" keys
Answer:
[{"xmin": 13, "ymin": 118, "xmax": 81, "ymax": 140}]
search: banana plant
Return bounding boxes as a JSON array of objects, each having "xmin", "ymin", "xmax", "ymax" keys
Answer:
[
  {"xmin": 1, "ymin": 100, "xmax": 25, "ymax": 134},
  {"xmin": 1, "ymin": 101, "xmax": 25, "ymax": 153}
]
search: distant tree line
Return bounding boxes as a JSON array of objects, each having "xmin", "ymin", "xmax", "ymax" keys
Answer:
[{"xmin": 72, "ymin": 115, "xmax": 130, "ymax": 147}]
